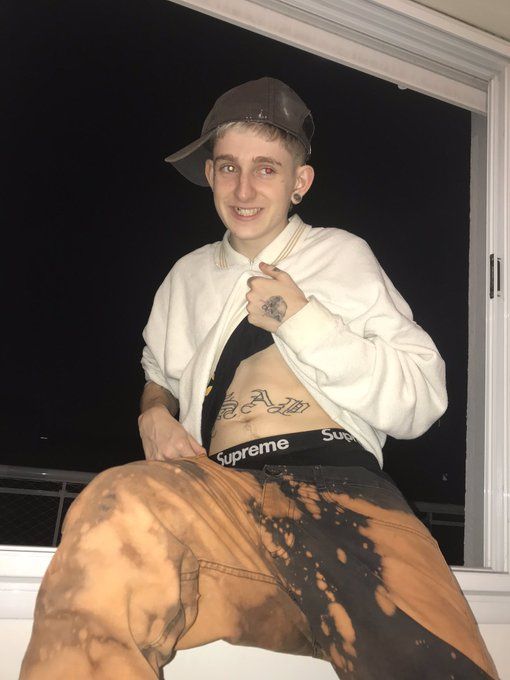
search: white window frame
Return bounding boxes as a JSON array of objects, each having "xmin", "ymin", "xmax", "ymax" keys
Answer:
[{"xmin": 1, "ymin": 0, "xmax": 509, "ymax": 626}]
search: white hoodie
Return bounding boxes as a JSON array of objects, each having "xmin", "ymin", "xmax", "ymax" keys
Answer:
[{"xmin": 141, "ymin": 214, "xmax": 447, "ymax": 467}]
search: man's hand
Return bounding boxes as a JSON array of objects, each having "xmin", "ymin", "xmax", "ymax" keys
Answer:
[
  {"xmin": 246, "ymin": 262, "xmax": 308, "ymax": 332},
  {"xmin": 138, "ymin": 405, "xmax": 206, "ymax": 461}
]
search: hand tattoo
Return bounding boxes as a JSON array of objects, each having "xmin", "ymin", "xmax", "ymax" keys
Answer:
[{"xmin": 262, "ymin": 296, "xmax": 287, "ymax": 322}]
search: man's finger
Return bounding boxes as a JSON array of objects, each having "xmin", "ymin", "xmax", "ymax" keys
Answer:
[
  {"xmin": 164, "ymin": 438, "xmax": 194, "ymax": 459},
  {"xmin": 259, "ymin": 262, "xmax": 285, "ymax": 278},
  {"xmin": 189, "ymin": 435, "xmax": 206, "ymax": 455},
  {"xmin": 247, "ymin": 275, "xmax": 269, "ymax": 289}
]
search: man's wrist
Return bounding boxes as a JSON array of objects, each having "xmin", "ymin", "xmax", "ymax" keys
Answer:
[
  {"xmin": 139, "ymin": 403, "xmax": 173, "ymax": 422},
  {"xmin": 287, "ymin": 295, "xmax": 308, "ymax": 321}
]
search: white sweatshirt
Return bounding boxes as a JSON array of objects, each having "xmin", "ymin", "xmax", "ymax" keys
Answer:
[{"xmin": 141, "ymin": 214, "xmax": 447, "ymax": 467}]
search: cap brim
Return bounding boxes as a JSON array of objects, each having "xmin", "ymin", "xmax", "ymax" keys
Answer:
[{"xmin": 164, "ymin": 130, "xmax": 215, "ymax": 187}]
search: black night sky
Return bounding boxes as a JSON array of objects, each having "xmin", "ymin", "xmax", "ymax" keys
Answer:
[{"xmin": 2, "ymin": 0, "xmax": 471, "ymax": 517}]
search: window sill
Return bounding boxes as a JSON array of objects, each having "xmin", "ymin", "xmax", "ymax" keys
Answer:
[{"xmin": 1, "ymin": 546, "xmax": 510, "ymax": 623}]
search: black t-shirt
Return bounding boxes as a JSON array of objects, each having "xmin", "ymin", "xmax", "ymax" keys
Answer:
[{"xmin": 200, "ymin": 317, "xmax": 273, "ymax": 452}]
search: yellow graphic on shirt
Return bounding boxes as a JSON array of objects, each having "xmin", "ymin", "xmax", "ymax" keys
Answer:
[{"xmin": 205, "ymin": 373, "xmax": 215, "ymax": 397}]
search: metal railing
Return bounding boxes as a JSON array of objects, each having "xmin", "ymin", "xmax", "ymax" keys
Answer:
[
  {"xmin": 0, "ymin": 465, "xmax": 96, "ymax": 547},
  {"xmin": 0, "ymin": 464, "xmax": 465, "ymax": 549},
  {"xmin": 413, "ymin": 501, "xmax": 464, "ymax": 529}
]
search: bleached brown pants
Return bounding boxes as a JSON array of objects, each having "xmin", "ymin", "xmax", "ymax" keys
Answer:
[{"xmin": 20, "ymin": 455, "xmax": 498, "ymax": 679}]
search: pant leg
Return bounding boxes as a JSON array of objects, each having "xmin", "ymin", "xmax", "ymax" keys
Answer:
[
  {"xmin": 20, "ymin": 456, "xmax": 315, "ymax": 680},
  {"xmin": 259, "ymin": 464, "xmax": 498, "ymax": 680}
]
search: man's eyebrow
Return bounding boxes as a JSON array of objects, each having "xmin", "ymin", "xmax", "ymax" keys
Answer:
[
  {"xmin": 213, "ymin": 154, "xmax": 282, "ymax": 166},
  {"xmin": 253, "ymin": 156, "xmax": 282, "ymax": 166},
  {"xmin": 213, "ymin": 154, "xmax": 236, "ymax": 163}
]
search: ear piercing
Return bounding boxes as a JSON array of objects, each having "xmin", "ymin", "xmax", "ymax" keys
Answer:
[{"xmin": 292, "ymin": 192, "xmax": 303, "ymax": 204}]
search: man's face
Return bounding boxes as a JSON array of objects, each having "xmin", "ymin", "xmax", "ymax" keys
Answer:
[{"xmin": 204, "ymin": 128, "xmax": 313, "ymax": 258}]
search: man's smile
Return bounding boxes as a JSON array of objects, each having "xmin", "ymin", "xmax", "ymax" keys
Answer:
[{"xmin": 232, "ymin": 207, "xmax": 263, "ymax": 218}]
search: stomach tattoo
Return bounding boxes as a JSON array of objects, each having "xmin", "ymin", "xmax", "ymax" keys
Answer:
[{"xmin": 217, "ymin": 388, "xmax": 310, "ymax": 420}]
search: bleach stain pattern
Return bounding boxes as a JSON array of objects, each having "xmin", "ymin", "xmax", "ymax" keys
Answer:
[{"xmin": 258, "ymin": 466, "xmax": 496, "ymax": 679}]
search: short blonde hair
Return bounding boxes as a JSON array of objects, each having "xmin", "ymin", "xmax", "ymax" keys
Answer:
[{"xmin": 209, "ymin": 121, "xmax": 308, "ymax": 166}]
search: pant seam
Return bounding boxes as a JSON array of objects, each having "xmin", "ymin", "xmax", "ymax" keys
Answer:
[
  {"xmin": 259, "ymin": 479, "xmax": 270, "ymax": 547},
  {"xmin": 144, "ymin": 607, "xmax": 187, "ymax": 651},
  {"xmin": 198, "ymin": 559, "xmax": 283, "ymax": 587},
  {"xmin": 360, "ymin": 516, "xmax": 438, "ymax": 546}
]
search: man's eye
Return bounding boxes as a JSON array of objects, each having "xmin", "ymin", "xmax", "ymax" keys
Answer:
[
  {"xmin": 260, "ymin": 167, "xmax": 275, "ymax": 176},
  {"xmin": 220, "ymin": 164, "xmax": 236, "ymax": 173}
]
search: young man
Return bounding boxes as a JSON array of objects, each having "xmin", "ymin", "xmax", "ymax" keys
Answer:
[{"xmin": 21, "ymin": 78, "xmax": 497, "ymax": 679}]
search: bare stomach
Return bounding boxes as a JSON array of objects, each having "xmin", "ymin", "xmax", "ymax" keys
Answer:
[{"xmin": 209, "ymin": 344, "xmax": 341, "ymax": 455}]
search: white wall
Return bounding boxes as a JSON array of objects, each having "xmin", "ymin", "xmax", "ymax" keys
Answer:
[
  {"xmin": 412, "ymin": 0, "xmax": 510, "ymax": 41},
  {"xmin": 1, "ymin": 619, "xmax": 508, "ymax": 680}
]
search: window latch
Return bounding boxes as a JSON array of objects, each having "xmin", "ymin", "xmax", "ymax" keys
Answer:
[{"xmin": 489, "ymin": 254, "xmax": 502, "ymax": 299}]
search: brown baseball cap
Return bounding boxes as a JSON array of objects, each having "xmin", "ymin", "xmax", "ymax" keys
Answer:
[{"xmin": 164, "ymin": 77, "xmax": 314, "ymax": 186}]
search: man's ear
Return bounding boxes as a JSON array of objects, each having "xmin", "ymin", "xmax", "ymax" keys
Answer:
[
  {"xmin": 294, "ymin": 164, "xmax": 315, "ymax": 198},
  {"xmin": 204, "ymin": 159, "xmax": 214, "ymax": 189}
]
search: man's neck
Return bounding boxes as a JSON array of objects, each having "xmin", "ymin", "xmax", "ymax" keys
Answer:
[
  {"xmin": 228, "ymin": 221, "xmax": 290, "ymax": 261},
  {"xmin": 228, "ymin": 238, "xmax": 264, "ymax": 261}
]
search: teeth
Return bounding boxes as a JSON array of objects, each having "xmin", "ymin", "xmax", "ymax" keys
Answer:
[{"xmin": 235, "ymin": 208, "xmax": 260, "ymax": 216}]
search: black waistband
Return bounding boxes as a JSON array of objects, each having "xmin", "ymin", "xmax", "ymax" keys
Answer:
[{"xmin": 208, "ymin": 428, "xmax": 382, "ymax": 474}]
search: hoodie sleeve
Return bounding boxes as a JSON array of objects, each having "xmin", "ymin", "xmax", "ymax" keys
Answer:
[
  {"xmin": 141, "ymin": 269, "xmax": 180, "ymax": 399},
  {"xmin": 275, "ymin": 238, "xmax": 447, "ymax": 439}
]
